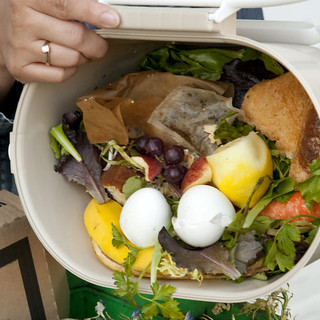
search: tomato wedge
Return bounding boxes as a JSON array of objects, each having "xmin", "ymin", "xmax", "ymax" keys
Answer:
[{"xmin": 259, "ymin": 192, "xmax": 320, "ymax": 222}]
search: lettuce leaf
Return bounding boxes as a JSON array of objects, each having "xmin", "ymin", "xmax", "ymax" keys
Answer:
[
  {"xmin": 297, "ymin": 156, "xmax": 320, "ymax": 210},
  {"xmin": 55, "ymin": 131, "xmax": 109, "ymax": 204},
  {"xmin": 158, "ymin": 228, "xmax": 241, "ymax": 280},
  {"xmin": 139, "ymin": 45, "xmax": 284, "ymax": 81},
  {"xmin": 139, "ymin": 45, "xmax": 243, "ymax": 81}
]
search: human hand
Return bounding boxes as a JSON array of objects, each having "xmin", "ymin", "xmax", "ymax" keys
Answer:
[{"xmin": 0, "ymin": 0, "xmax": 120, "ymax": 86}]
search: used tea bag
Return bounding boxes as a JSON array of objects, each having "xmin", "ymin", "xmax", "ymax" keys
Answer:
[{"xmin": 148, "ymin": 86, "xmax": 242, "ymax": 155}]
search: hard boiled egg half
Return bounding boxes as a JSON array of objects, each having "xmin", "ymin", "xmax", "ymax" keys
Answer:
[
  {"xmin": 172, "ymin": 185, "xmax": 236, "ymax": 247},
  {"xmin": 120, "ymin": 187, "xmax": 172, "ymax": 248}
]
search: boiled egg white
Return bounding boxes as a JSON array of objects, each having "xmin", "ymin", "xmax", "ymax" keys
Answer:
[
  {"xmin": 172, "ymin": 185, "xmax": 236, "ymax": 247},
  {"xmin": 120, "ymin": 187, "xmax": 172, "ymax": 248}
]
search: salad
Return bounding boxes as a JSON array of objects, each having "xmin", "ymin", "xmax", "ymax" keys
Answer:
[{"xmin": 50, "ymin": 44, "xmax": 320, "ymax": 320}]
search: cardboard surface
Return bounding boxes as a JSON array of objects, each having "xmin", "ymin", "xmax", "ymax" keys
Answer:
[{"xmin": 0, "ymin": 190, "xmax": 67, "ymax": 319}]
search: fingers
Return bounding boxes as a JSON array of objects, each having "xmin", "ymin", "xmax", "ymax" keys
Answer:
[
  {"xmin": 29, "ymin": 0, "xmax": 120, "ymax": 28},
  {"xmin": 35, "ymin": 41, "xmax": 89, "ymax": 67},
  {"xmin": 15, "ymin": 64, "xmax": 79, "ymax": 84},
  {"xmin": 35, "ymin": 15, "xmax": 109, "ymax": 60}
]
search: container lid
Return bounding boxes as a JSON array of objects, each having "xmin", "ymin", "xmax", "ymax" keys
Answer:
[
  {"xmin": 101, "ymin": 0, "xmax": 305, "ymax": 23},
  {"xmin": 97, "ymin": 0, "xmax": 320, "ymax": 45}
]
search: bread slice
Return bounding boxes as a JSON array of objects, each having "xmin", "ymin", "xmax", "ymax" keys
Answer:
[
  {"xmin": 91, "ymin": 239, "xmax": 226, "ymax": 280},
  {"xmin": 241, "ymin": 72, "xmax": 314, "ymax": 158},
  {"xmin": 92, "ymin": 239, "xmax": 187, "ymax": 279},
  {"xmin": 101, "ymin": 165, "xmax": 138, "ymax": 205},
  {"xmin": 241, "ymin": 72, "xmax": 317, "ymax": 182}
]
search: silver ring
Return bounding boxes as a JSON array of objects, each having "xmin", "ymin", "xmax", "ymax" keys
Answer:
[{"xmin": 41, "ymin": 41, "xmax": 50, "ymax": 66}]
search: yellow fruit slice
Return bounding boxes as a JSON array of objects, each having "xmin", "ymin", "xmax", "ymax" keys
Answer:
[
  {"xmin": 206, "ymin": 132, "xmax": 273, "ymax": 208},
  {"xmin": 84, "ymin": 199, "xmax": 154, "ymax": 272}
]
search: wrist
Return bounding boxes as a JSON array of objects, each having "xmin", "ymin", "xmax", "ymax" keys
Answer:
[{"xmin": 0, "ymin": 56, "xmax": 15, "ymax": 103}]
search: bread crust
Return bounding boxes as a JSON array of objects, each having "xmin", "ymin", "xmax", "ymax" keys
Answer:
[
  {"xmin": 290, "ymin": 107, "xmax": 320, "ymax": 182},
  {"xmin": 91, "ymin": 239, "xmax": 176, "ymax": 279},
  {"xmin": 91, "ymin": 239, "xmax": 224, "ymax": 280},
  {"xmin": 241, "ymin": 72, "xmax": 318, "ymax": 182},
  {"xmin": 101, "ymin": 165, "xmax": 138, "ymax": 205}
]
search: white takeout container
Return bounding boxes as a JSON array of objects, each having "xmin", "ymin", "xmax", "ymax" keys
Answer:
[{"xmin": 10, "ymin": 1, "xmax": 320, "ymax": 302}]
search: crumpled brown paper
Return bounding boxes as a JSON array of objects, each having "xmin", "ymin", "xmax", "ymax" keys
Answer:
[{"xmin": 76, "ymin": 70, "xmax": 232, "ymax": 146}]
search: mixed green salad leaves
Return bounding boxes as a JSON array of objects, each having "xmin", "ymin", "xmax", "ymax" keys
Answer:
[{"xmin": 138, "ymin": 45, "xmax": 284, "ymax": 82}]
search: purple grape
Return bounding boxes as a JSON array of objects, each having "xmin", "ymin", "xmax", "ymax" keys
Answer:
[
  {"xmin": 163, "ymin": 145, "xmax": 184, "ymax": 165},
  {"xmin": 135, "ymin": 136, "xmax": 149, "ymax": 154},
  {"xmin": 145, "ymin": 137, "xmax": 164, "ymax": 157},
  {"xmin": 164, "ymin": 164, "xmax": 187, "ymax": 185}
]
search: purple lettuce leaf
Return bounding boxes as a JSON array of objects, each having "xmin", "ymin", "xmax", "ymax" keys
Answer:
[
  {"xmin": 234, "ymin": 231, "xmax": 264, "ymax": 274},
  {"xmin": 62, "ymin": 111, "xmax": 82, "ymax": 145},
  {"xmin": 158, "ymin": 228, "xmax": 241, "ymax": 280},
  {"xmin": 55, "ymin": 130, "xmax": 109, "ymax": 204}
]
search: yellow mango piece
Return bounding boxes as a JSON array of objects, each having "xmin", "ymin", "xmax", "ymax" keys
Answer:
[
  {"xmin": 84, "ymin": 199, "xmax": 153, "ymax": 272},
  {"xmin": 206, "ymin": 132, "xmax": 273, "ymax": 208}
]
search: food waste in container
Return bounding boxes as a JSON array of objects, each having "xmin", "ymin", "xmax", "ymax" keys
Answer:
[{"xmin": 10, "ymin": 0, "xmax": 320, "ymax": 303}]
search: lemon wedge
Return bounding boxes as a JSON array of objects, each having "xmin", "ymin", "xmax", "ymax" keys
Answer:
[
  {"xmin": 84, "ymin": 199, "xmax": 154, "ymax": 272},
  {"xmin": 206, "ymin": 132, "xmax": 273, "ymax": 208}
]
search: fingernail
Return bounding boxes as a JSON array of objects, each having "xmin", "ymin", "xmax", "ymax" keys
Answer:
[{"xmin": 101, "ymin": 11, "xmax": 120, "ymax": 28}]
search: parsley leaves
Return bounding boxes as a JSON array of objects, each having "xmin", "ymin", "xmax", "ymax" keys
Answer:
[
  {"xmin": 142, "ymin": 283, "xmax": 183, "ymax": 320},
  {"xmin": 297, "ymin": 156, "xmax": 320, "ymax": 210},
  {"xmin": 264, "ymin": 222, "xmax": 300, "ymax": 272},
  {"xmin": 111, "ymin": 224, "xmax": 184, "ymax": 320}
]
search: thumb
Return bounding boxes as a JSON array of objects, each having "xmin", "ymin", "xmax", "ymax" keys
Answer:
[{"xmin": 32, "ymin": 0, "xmax": 120, "ymax": 28}]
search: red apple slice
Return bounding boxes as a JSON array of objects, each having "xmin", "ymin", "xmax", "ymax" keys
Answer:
[
  {"xmin": 181, "ymin": 156, "xmax": 212, "ymax": 193},
  {"xmin": 131, "ymin": 155, "xmax": 163, "ymax": 181}
]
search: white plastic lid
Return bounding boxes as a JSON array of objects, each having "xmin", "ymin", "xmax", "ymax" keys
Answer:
[
  {"xmin": 97, "ymin": 0, "xmax": 320, "ymax": 46},
  {"xmin": 101, "ymin": 0, "xmax": 305, "ymax": 22}
]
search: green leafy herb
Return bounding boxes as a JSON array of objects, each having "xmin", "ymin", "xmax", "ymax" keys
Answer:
[
  {"xmin": 260, "ymin": 135, "xmax": 292, "ymax": 180},
  {"xmin": 111, "ymin": 224, "xmax": 141, "ymax": 266},
  {"xmin": 111, "ymin": 225, "xmax": 184, "ymax": 319},
  {"xmin": 112, "ymin": 270, "xmax": 137, "ymax": 305},
  {"xmin": 111, "ymin": 224, "xmax": 141, "ymax": 304},
  {"xmin": 213, "ymin": 111, "xmax": 254, "ymax": 143},
  {"xmin": 249, "ymin": 216, "xmax": 274, "ymax": 237},
  {"xmin": 264, "ymin": 222, "xmax": 300, "ymax": 272},
  {"xmin": 297, "ymin": 155, "xmax": 320, "ymax": 210},
  {"xmin": 122, "ymin": 176, "xmax": 146, "ymax": 199},
  {"xmin": 111, "ymin": 224, "xmax": 126, "ymax": 248},
  {"xmin": 141, "ymin": 282, "xmax": 184, "ymax": 320}
]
